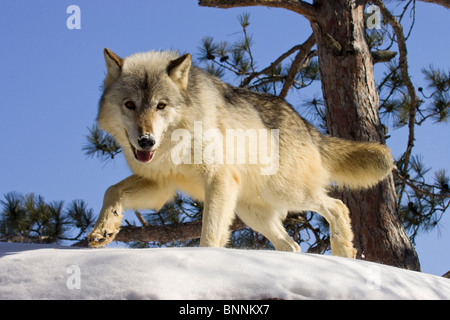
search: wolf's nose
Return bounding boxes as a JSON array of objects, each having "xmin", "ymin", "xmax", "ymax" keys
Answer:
[{"xmin": 138, "ymin": 134, "xmax": 156, "ymax": 149}]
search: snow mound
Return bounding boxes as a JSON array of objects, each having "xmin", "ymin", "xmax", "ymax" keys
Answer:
[{"xmin": 0, "ymin": 242, "xmax": 449, "ymax": 300}]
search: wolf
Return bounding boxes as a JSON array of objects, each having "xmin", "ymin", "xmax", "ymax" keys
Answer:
[{"xmin": 87, "ymin": 48, "xmax": 394, "ymax": 258}]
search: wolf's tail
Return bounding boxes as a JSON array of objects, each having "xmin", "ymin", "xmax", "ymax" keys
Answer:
[{"xmin": 320, "ymin": 136, "xmax": 394, "ymax": 190}]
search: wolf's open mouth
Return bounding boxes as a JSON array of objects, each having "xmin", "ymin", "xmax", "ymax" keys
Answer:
[
  {"xmin": 125, "ymin": 129, "xmax": 156, "ymax": 163},
  {"xmin": 133, "ymin": 146, "xmax": 155, "ymax": 163},
  {"xmin": 135, "ymin": 149, "xmax": 154, "ymax": 162},
  {"xmin": 129, "ymin": 144, "xmax": 155, "ymax": 163}
]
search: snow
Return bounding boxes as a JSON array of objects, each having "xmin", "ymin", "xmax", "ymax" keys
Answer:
[{"xmin": 0, "ymin": 242, "xmax": 449, "ymax": 300}]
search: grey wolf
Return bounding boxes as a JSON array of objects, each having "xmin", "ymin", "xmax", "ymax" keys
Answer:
[{"xmin": 88, "ymin": 48, "xmax": 394, "ymax": 257}]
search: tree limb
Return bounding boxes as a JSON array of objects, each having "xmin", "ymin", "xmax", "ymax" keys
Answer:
[
  {"xmin": 115, "ymin": 213, "xmax": 320, "ymax": 245},
  {"xmin": 417, "ymin": 0, "xmax": 450, "ymax": 9},
  {"xmin": 394, "ymin": 171, "xmax": 450, "ymax": 199},
  {"xmin": 373, "ymin": 0, "xmax": 419, "ymax": 175},
  {"xmin": 371, "ymin": 50, "xmax": 397, "ymax": 64},
  {"xmin": 279, "ymin": 33, "xmax": 316, "ymax": 98},
  {"xmin": 115, "ymin": 220, "xmax": 202, "ymax": 243},
  {"xmin": 115, "ymin": 218, "xmax": 247, "ymax": 243},
  {"xmin": 134, "ymin": 210, "xmax": 148, "ymax": 227},
  {"xmin": 240, "ymin": 43, "xmax": 303, "ymax": 87},
  {"xmin": 198, "ymin": 0, "xmax": 318, "ymax": 20}
]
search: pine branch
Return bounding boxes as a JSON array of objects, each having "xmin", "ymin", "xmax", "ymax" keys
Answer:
[
  {"xmin": 134, "ymin": 210, "xmax": 149, "ymax": 227},
  {"xmin": 83, "ymin": 124, "xmax": 122, "ymax": 162},
  {"xmin": 0, "ymin": 234, "xmax": 51, "ymax": 244},
  {"xmin": 373, "ymin": 0, "xmax": 420, "ymax": 176},
  {"xmin": 115, "ymin": 217, "xmax": 247, "ymax": 243},
  {"xmin": 371, "ymin": 50, "xmax": 397, "ymax": 64},
  {"xmin": 394, "ymin": 171, "xmax": 450, "ymax": 200},
  {"xmin": 198, "ymin": 0, "xmax": 318, "ymax": 19},
  {"xmin": 115, "ymin": 213, "xmax": 321, "ymax": 247},
  {"xmin": 239, "ymin": 12, "xmax": 257, "ymax": 74},
  {"xmin": 240, "ymin": 43, "xmax": 303, "ymax": 87},
  {"xmin": 279, "ymin": 33, "xmax": 316, "ymax": 98},
  {"xmin": 199, "ymin": 15, "xmax": 318, "ymax": 96},
  {"xmin": 417, "ymin": 0, "xmax": 450, "ymax": 9}
]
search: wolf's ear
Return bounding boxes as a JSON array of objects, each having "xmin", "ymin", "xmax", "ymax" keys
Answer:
[
  {"xmin": 167, "ymin": 53, "xmax": 191, "ymax": 90},
  {"xmin": 104, "ymin": 48, "xmax": 123, "ymax": 87}
]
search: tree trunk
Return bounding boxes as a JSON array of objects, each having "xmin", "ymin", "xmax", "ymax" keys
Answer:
[{"xmin": 311, "ymin": 0, "xmax": 420, "ymax": 270}]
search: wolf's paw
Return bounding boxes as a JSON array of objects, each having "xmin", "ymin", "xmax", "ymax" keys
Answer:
[
  {"xmin": 88, "ymin": 206, "xmax": 123, "ymax": 248},
  {"xmin": 331, "ymin": 243, "xmax": 357, "ymax": 259},
  {"xmin": 88, "ymin": 228, "xmax": 119, "ymax": 248}
]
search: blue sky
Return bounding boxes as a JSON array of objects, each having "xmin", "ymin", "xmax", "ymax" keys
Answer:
[{"xmin": 0, "ymin": 0, "xmax": 448, "ymax": 276}]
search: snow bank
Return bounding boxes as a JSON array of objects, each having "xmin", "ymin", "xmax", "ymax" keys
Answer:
[{"xmin": 0, "ymin": 242, "xmax": 449, "ymax": 300}]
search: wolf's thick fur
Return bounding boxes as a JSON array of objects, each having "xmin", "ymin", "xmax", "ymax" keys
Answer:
[{"xmin": 88, "ymin": 49, "xmax": 394, "ymax": 257}]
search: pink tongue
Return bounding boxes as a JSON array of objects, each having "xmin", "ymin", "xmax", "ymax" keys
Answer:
[{"xmin": 136, "ymin": 150, "xmax": 152, "ymax": 162}]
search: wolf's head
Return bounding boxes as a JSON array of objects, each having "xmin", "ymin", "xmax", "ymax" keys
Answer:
[{"xmin": 98, "ymin": 48, "xmax": 192, "ymax": 164}]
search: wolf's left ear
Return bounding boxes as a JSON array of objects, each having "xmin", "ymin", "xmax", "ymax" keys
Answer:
[
  {"xmin": 104, "ymin": 48, "xmax": 124, "ymax": 87},
  {"xmin": 167, "ymin": 53, "xmax": 191, "ymax": 90}
]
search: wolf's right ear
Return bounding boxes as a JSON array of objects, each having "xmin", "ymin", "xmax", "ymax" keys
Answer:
[{"xmin": 104, "ymin": 48, "xmax": 123, "ymax": 87}]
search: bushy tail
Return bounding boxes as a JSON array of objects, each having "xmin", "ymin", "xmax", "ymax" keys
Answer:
[{"xmin": 320, "ymin": 136, "xmax": 394, "ymax": 190}]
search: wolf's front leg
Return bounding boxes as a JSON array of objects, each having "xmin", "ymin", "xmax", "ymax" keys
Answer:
[
  {"xmin": 88, "ymin": 174, "xmax": 174, "ymax": 247},
  {"xmin": 200, "ymin": 169, "xmax": 240, "ymax": 248},
  {"xmin": 88, "ymin": 184, "xmax": 124, "ymax": 248}
]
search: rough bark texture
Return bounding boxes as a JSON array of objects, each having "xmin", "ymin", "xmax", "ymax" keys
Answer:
[
  {"xmin": 311, "ymin": 0, "xmax": 420, "ymax": 270},
  {"xmin": 198, "ymin": 0, "xmax": 318, "ymax": 18},
  {"xmin": 116, "ymin": 220, "xmax": 204, "ymax": 243},
  {"xmin": 116, "ymin": 218, "xmax": 247, "ymax": 243}
]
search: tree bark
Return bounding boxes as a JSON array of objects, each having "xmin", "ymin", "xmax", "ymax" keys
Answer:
[
  {"xmin": 116, "ymin": 218, "xmax": 247, "ymax": 243},
  {"xmin": 116, "ymin": 220, "xmax": 204, "ymax": 243},
  {"xmin": 198, "ymin": 0, "xmax": 318, "ymax": 19},
  {"xmin": 417, "ymin": 0, "xmax": 450, "ymax": 9},
  {"xmin": 311, "ymin": 0, "xmax": 420, "ymax": 270}
]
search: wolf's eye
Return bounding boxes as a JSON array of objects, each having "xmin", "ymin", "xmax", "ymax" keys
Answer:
[
  {"xmin": 157, "ymin": 102, "xmax": 167, "ymax": 110},
  {"xmin": 124, "ymin": 101, "xmax": 136, "ymax": 110}
]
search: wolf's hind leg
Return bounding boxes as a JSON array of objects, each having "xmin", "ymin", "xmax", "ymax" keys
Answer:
[
  {"xmin": 236, "ymin": 204, "xmax": 301, "ymax": 252},
  {"xmin": 88, "ymin": 174, "xmax": 175, "ymax": 247},
  {"xmin": 311, "ymin": 197, "xmax": 356, "ymax": 258}
]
